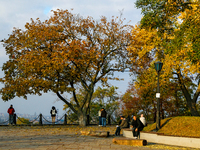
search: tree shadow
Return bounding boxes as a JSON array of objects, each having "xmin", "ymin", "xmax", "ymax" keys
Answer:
[
  {"xmin": 150, "ymin": 118, "xmax": 172, "ymax": 132},
  {"xmin": 160, "ymin": 118, "xmax": 172, "ymax": 129},
  {"xmin": 147, "ymin": 143, "xmax": 157, "ymax": 146}
]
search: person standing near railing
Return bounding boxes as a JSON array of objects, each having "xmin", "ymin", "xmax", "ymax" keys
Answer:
[
  {"xmin": 50, "ymin": 106, "xmax": 57, "ymax": 124},
  {"xmin": 98, "ymin": 108, "xmax": 102, "ymax": 126},
  {"xmin": 7, "ymin": 105, "xmax": 15, "ymax": 125},
  {"xmin": 101, "ymin": 108, "xmax": 107, "ymax": 127}
]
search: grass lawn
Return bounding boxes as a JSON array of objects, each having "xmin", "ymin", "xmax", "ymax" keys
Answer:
[{"xmin": 143, "ymin": 116, "xmax": 200, "ymax": 137}]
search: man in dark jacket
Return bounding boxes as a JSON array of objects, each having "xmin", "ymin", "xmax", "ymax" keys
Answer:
[
  {"xmin": 7, "ymin": 105, "xmax": 15, "ymax": 125},
  {"xmin": 115, "ymin": 116, "xmax": 129, "ymax": 136},
  {"xmin": 101, "ymin": 108, "xmax": 107, "ymax": 127},
  {"xmin": 130, "ymin": 115, "xmax": 144, "ymax": 139}
]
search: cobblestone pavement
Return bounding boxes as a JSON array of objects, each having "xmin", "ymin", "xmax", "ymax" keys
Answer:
[{"xmin": 0, "ymin": 126, "xmax": 197, "ymax": 150}]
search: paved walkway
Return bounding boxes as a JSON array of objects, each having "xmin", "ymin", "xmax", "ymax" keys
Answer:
[
  {"xmin": 0, "ymin": 134, "xmax": 152, "ymax": 150},
  {"xmin": 0, "ymin": 126, "xmax": 198, "ymax": 150}
]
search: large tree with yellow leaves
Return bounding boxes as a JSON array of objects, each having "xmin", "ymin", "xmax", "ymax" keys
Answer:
[
  {"xmin": 0, "ymin": 9, "xmax": 132, "ymax": 126},
  {"xmin": 133, "ymin": 0, "xmax": 200, "ymax": 116}
]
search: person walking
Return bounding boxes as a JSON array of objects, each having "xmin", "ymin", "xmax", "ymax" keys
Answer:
[
  {"xmin": 7, "ymin": 105, "xmax": 15, "ymax": 125},
  {"xmin": 101, "ymin": 108, "xmax": 107, "ymax": 127},
  {"xmin": 130, "ymin": 115, "xmax": 144, "ymax": 139},
  {"xmin": 98, "ymin": 109, "xmax": 102, "ymax": 126},
  {"xmin": 50, "ymin": 106, "xmax": 57, "ymax": 124},
  {"xmin": 115, "ymin": 116, "xmax": 129, "ymax": 136}
]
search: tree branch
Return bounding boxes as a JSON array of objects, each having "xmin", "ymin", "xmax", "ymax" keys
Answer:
[
  {"xmin": 56, "ymin": 92, "xmax": 77, "ymax": 114},
  {"xmin": 70, "ymin": 81, "xmax": 80, "ymax": 108}
]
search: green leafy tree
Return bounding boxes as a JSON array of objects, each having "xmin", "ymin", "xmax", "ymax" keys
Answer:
[
  {"xmin": 90, "ymin": 86, "xmax": 119, "ymax": 121},
  {"xmin": 63, "ymin": 86, "xmax": 120, "ymax": 124}
]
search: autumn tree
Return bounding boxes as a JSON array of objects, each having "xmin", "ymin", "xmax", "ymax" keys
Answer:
[
  {"xmin": 134, "ymin": 0, "xmax": 200, "ymax": 116},
  {"xmin": 121, "ymin": 65, "xmax": 187, "ymax": 121},
  {"xmin": 121, "ymin": 26, "xmax": 156, "ymax": 120},
  {"xmin": 121, "ymin": 86, "xmax": 145, "ymax": 117},
  {"xmin": 0, "ymin": 9, "xmax": 133, "ymax": 126},
  {"xmin": 125, "ymin": 21, "xmax": 198, "ymax": 119}
]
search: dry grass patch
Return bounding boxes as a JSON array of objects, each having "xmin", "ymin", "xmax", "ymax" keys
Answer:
[
  {"xmin": 143, "ymin": 116, "xmax": 200, "ymax": 138},
  {"xmin": 158, "ymin": 116, "xmax": 200, "ymax": 137},
  {"xmin": 143, "ymin": 117, "xmax": 172, "ymax": 132}
]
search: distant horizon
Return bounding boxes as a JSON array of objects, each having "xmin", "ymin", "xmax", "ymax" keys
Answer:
[{"xmin": 0, "ymin": 112, "xmax": 56, "ymax": 116}]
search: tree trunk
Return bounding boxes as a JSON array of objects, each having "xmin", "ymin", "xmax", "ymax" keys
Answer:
[
  {"xmin": 78, "ymin": 111, "xmax": 87, "ymax": 126},
  {"xmin": 186, "ymin": 97, "xmax": 199, "ymax": 116},
  {"xmin": 177, "ymin": 71, "xmax": 199, "ymax": 116},
  {"xmin": 180, "ymin": 85, "xmax": 199, "ymax": 116}
]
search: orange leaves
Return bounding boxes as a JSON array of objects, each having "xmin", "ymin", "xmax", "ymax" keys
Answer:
[{"xmin": 0, "ymin": 8, "xmax": 133, "ymax": 106}]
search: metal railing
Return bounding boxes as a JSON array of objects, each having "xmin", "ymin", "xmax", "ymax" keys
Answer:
[{"xmin": 0, "ymin": 114, "xmax": 116, "ymax": 126}]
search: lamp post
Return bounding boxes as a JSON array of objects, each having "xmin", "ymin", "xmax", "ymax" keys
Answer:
[{"xmin": 154, "ymin": 61, "xmax": 163, "ymax": 130}]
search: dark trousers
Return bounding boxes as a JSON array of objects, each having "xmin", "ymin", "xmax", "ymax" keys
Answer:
[
  {"xmin": 9, "ymin": 114, "xmax": 14, "ymax": 125},
  {"xmin": 99, "ymin": 117, "xmax": 102, "ymax": 125},
  {"xmin": 102, "ymin": 117, "xmax": 106, "ymax": 126},
  {"xmin": 132, "ymin": 127, "xmax": 139, "ymax": 137},
  {"xmin": 115, "ymin": 127, "xmax": 121, "ymax": 136},
  {"xmin": 132, "ymin": 127, "xmax": 144, "ymax": 137}
]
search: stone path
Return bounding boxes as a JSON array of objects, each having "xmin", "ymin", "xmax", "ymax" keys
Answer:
[
  {"xmin": 0, "ymin": 133, "xmax": 152, "ymax": 150},
  {"xmin": 0, "ymin": 126, "xmax": 198, "ymax": 150}
]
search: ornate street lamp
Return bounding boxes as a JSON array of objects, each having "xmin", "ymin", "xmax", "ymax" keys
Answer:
[{"xmin": 154, "ymin": 61, "xmax": 163, "ymax": 130}]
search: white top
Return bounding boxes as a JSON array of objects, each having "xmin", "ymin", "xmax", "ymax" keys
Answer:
[
  {"xmin": 140, "ymin": 116, "xmax": 146, "ymax": 126},
  {"xmin": 98, "ymin": 110, "xmax": 101, "ymax": 116}
]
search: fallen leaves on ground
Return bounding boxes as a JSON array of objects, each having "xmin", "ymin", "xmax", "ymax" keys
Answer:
[
  {"xmin": 0, "ymin": 125, "xmax": 199, "ymax": 150},
  {"xmin": 143, "ymin": 116, "xmax": 200, "ymax": 138}
]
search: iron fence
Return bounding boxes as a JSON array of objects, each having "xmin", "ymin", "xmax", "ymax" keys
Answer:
[{"xmin": 0, "ymin": 113, "xmax": 117, "ymax": 126}]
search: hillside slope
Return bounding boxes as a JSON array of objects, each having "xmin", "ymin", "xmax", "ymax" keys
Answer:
[{"xmin": 143, "ymin": 116, "xmax": 200, "ymax": 137}]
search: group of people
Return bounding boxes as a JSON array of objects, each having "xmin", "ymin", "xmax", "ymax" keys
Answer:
[
  {"xmin": 7, "ymin": 104, "xmax": 146, "ymax": 139},
  {"xmin": 115, "ymin": 113, "xmax": 146, "ymax": 138},
  {"xmin": 98, "ymin": 108, "xmax": 107, "ymax": 127},
  {"xmin": 7, "ymin": 105, "xmax": 58, "ymax": 125}
]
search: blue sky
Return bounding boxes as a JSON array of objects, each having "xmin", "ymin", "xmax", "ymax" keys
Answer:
[{"xmin": 0, "ymin": 0, "xmax": 142, "ymax": 116}]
